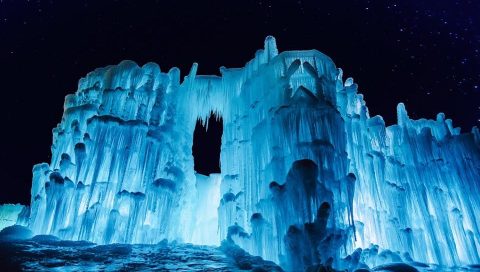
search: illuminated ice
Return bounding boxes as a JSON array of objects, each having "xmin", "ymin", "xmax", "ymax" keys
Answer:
[
  {"xmin": 0, "ymin": 204, "xmax": 27, "ymax": 230},
  {"xmin": 3, "ymin": 37, "xmax": 479, "ymax": 270}
]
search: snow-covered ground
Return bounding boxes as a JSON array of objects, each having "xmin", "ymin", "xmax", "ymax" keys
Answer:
[
  {"xmin": 0, "ymin": 236, "xmax": 282, "ymax": 271},
  {"xmin": 0, "ymin": 227, "xmax": 479, "ymax": 271}
]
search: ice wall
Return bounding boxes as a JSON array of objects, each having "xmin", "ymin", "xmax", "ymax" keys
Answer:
[
  {"xmin": 0, "ymin": 204, "xmax": 27, "ymax": 231},
  {"xmin": 190, "ymin": 173, "xmax": 221, "ymax": 245},
  {"xmin": 28, "ymin": 61, "xmax": 201, "ymax": 244},
  {"xmin": 21, "ymin": 36, "xmax": 480, "ymax": 270},
  {"xmin": 338, "ymin": 87, "xmax": 480, "ymax": 266},
  {"xmin": 214, "ymin": 44, "xmax": 356, "ymax": 268}
]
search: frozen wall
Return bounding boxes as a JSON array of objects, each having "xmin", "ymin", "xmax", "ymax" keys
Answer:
[
  {"xmin": 0, "ymin": 204, "xmax": 27, "ymax": 231},
  {"xmin": 21, "ymin": 36, "xmax": 480, "ymax": 269}
]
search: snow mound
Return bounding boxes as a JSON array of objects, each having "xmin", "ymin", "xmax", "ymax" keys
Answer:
[
  {"xmin": 0, "ymin": 225, "xmax": 33, "ymax": 241},
  {"xmin": 373, "ymin": 263, "xmax": 419, "ymax": 272}
]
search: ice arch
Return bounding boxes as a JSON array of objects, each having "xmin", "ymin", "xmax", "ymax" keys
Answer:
[{"xmin": 18, "ymin": 36, "xmax": 480, "ymax": 269}]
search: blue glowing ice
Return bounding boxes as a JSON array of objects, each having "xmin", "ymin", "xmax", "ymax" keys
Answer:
[
  {"xmin": 1, "ymin": 36, "xmax": 479, "ymax": 271},
  {"xmin": 0, "ymin": 204, "xmax": 27, "ymax": 230}
]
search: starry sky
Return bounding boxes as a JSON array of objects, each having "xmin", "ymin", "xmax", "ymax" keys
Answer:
[{"xmin": 0, "ymin": 0, "xmax": 479, "ymax": 205}]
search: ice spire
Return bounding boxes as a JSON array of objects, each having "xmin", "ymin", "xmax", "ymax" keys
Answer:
[
  {"xmin": 397, "ymin": 102, "xmax": 410, "ymax": 126},
  {"xmin": 264, "ymin": 35, "xmax": 278, "ymax": 61}
]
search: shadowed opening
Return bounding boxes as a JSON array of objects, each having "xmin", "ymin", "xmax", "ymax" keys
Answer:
[{"xmin": 192, "ymin": 113, "xmax": 223, "ymax": 175}]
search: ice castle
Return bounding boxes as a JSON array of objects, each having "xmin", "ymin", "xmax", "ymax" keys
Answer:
[{"xmin": 2, "ymin": 36, "xmax": 480, "ymax": 270}]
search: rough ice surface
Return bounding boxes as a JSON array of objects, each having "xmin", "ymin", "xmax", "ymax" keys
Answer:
[
  {"xmin": 4, "ymin": 36, "xmax": 480, "ymax": 270},
  {"xmin": 0, "ymin": 237, "xmax": 282, "ymax": 271}
]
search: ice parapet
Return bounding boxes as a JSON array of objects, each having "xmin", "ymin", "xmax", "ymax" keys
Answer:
[{"xmin": 18, "ymin": 36, "xmax": 480, "ymax": 270}]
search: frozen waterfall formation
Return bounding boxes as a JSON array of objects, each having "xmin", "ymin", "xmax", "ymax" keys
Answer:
[{"xmin": 15, "ymin": 37, "xmax": 480, "ymax": 270}]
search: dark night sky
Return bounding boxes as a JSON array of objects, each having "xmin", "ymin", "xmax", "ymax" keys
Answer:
[{"xmin": 0, "ymin": 0, "xmax": 479, "ymax": 205}]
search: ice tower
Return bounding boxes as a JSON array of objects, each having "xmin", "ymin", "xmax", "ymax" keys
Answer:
[{"xmin": 3, "ymin": 36, "xmax": 479, "ymax": 270}]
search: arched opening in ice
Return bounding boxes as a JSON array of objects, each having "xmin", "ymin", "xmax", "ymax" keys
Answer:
[{"xmin": 192, "ymin": 112, "xmax": 223, "ymax": 175}]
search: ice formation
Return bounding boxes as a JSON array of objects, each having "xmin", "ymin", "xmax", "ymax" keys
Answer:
[
  {"xmin": 0, "ymin": 204, "xmax": 27, "ymax": 231},
  {"xmin": 3, "ymin": 36, "xmax": 479, "ymax": 270}
]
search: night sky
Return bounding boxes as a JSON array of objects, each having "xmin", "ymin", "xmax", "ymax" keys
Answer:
[{"xmin": 0, "ymin": 0, "xmax": 479, "ymax": 205}]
